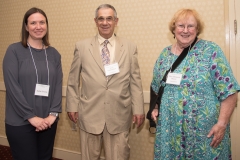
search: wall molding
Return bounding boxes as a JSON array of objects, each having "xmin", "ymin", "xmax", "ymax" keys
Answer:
[
  {"xmin": 0, "ymin": 81, "xmax": 149, "ymax": 159},
  {"xmin": 0, "ymin": 82, "xmax": 150, "ymax": 103},
  {"xmin": 0, "ymin": 135, "xmax": 81, "ymax": 160},
  {"xmin": 0, "ymin": 82, "xmax": 5, "ymax": 92},
  {"xmin": 0, "ymin": 136, "xmax": 107, "ymax": 160}
]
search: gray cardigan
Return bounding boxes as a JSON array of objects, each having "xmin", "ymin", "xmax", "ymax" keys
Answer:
[{"xmin": 3, "ymin": 42, "xmax": 62, "ymax": 126}]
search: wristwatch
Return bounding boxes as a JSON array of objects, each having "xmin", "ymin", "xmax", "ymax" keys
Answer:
[{"xmin": 49, "ymin": 112, "xmax": 58, "ymax": 117}]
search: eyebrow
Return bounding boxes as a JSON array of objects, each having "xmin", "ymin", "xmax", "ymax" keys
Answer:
[{"xmin": 97, "ymin": 16, "xmax": 113, "ymax": 18}]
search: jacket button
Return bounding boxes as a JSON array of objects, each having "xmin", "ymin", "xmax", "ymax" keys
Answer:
[{"xmin": 106, "ymin": 87, "xmax": 108, "ymax": 90}]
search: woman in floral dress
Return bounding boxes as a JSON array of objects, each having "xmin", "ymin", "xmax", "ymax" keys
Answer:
[{"xmin": 151, "ymin": 8, "xmax": 240, "ymax": 160}]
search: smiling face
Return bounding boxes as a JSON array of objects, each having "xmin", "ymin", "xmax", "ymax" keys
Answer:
[
  {"xmin": 174, "ymin": 15, "xmax": 198, "ymax": 48},
  {"xmin": 94, "ymin": 8, "xmax": 118, "ymax": 39},
  {"xmin": 26, "ymin": 12, "xmax": 47, "ymax": 41}
]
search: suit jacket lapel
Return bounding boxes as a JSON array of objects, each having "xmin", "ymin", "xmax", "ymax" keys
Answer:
[
  {"xmin": 114, "ymin": 37, "xmax": 124, "ymax": 63},
  {"xmin": 90, "ymin": 36, "xmax": 105, "ymax": 73},
  {"xmin": 108, "ymin": 37, "xmax": 124, "ymax": 81}
]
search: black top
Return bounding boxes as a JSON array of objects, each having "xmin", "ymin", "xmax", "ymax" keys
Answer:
[{"xmin": 3, "ymin": 42, "xmax": 62, "ymax": 126}]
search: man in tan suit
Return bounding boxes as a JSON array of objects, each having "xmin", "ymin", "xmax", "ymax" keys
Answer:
[{"xmin": 66, "ymin": 4, "xmax": 144, "ymax": 160}]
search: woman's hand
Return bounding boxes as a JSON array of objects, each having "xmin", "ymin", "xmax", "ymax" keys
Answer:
[
  {"xmin": 44, "ymin": 115, "xmax": 57, "ymax": 128},
  {"xmin": 151, "ymin": 104, "xmax": 159, "ymax": 121},
  {"xmin": 208, "ymin": 93, "xmax": 238, "ymax": 148},
  {"xmin": 28, "ymin": 117, "xmax": 49, "ymax": 131},
  {"xmin": 207, "ymin": 123, "xmax": 226, "ymax": 148}
]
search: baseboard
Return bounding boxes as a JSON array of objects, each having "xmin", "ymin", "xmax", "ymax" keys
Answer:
[
  {"xmin": 53, "ymin": 148, "xmax": 105, "ymax": 160},
  {"xmin": 52, "ymin": 147, "xmax": 81, "ymax": 160},
  {"xmin": 0, "ymin": 135, "xmax": 81, "ymax": 160},
  {"xmin": 0, "ymin": 136, "xmax": 80, "ymax": 160},
  {"xmin": 0, "ymin": 136, "xmax": 106, "ymax": 160},
  {"xmin": 0, "ymin": 135, "xmax": 9, "ymax": 146}
]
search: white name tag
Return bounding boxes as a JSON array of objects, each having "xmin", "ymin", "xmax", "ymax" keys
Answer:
[
  {"xmin": 35, "ymin": 84, "xmax": 50, "ymax": 97},
  {"xmin": 166, "ymin": 73, "xmax": 182, "ymax": 85},
  {"xmin": 104, "ymin": 63, "xmax": 120, "ymax": 76}
]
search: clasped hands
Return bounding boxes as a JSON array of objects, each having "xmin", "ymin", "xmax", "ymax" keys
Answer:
[{"xmin": 28, "ymin": 116, "xmax": 56, "ymax": 132}]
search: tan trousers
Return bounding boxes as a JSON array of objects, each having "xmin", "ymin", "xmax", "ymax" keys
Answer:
[{"xmin": 80, "ymin": 125, "xmax": 130, "ymax": 160}]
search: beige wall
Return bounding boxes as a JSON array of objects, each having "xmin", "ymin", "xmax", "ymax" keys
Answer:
[{"xmin": 0, "ymin": 0, "xmax": 227, "ymax": 160}]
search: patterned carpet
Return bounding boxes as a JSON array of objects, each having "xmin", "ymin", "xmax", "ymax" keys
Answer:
[{"xmin": 0, "ymin": 144, "xmax": 62, "ymax": 160}]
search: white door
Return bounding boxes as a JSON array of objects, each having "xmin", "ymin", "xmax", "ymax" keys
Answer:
[{"xmin": 228, "ymin": 0, "xmax": 240, "ymax": 159}]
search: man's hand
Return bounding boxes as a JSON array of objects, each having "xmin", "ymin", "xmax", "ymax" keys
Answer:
[
  {"xmin": 67, "ymin": 112, "xmax": 79, "ymax": 123},
  {"xmin": 207, "ymin": 123, "xmax": 226, "ymax": 148},
  {"xmin": 132, "ymin": 114, "xmax": 145, "ymax": 128}
]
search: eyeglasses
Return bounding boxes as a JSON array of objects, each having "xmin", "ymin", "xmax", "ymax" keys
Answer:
[
  {"xmin": 96, "ymin": 17, "xmax": 115, "ymax": 23},
  {"xmin": 176, "ymin": 24, "xmax": 196, "ymax": 31}
]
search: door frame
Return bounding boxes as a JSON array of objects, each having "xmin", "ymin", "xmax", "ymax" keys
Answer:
[{"xmin": 227, "ymin": 0, "xmax": 240, "ymax": 159}]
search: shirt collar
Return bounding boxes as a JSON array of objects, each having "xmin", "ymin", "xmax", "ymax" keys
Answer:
[{"xmin": 97, "ymin": 33, "xmax": 115, "ymax": 46}]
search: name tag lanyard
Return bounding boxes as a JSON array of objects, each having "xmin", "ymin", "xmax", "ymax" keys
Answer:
[{"xmin": 28, "ymin": 43, "xmax": 50, "ymax": 97}]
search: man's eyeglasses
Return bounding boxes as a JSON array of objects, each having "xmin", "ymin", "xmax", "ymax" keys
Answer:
[
  {"xmin": 176, "ymin": 24, "xmax": 196, "ymax": 31},
  {"xmin": 97, "ymin": 17, "xmax": 115, "ymax": 23}
]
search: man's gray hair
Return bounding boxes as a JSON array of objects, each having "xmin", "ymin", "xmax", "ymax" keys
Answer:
[{"xmin": 95, "ymin": 4, "xmax": 117, "ymax": 19}]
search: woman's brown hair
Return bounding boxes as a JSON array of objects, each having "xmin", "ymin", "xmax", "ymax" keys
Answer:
[{"xmin": 21, "ymin": 7, "xmax": 50, "ymax": 47}]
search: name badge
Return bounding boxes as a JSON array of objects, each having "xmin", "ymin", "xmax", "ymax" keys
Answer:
[
  {"xmin": 166, "ymin": 73, "xmax": 182, "ymax": 85},
  {"xmin": 104, "ymin": 63, "xmax": 120, "ymax": 76},
  {"xmin": 35, "ymin": 84, "xmax": 50, "ymax": 97}
]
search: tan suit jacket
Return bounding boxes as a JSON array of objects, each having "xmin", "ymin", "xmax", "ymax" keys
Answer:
[{"xmin": 66, "ymin": 35, "xmax": 144, "ymax": 134}]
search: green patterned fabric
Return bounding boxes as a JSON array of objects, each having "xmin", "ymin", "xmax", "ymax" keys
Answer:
[{"xmin": 152, "ymin": 39, "xmax": 240, "ymax": 160}]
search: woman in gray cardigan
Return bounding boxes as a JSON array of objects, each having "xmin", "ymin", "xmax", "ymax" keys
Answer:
[{"xmin": 3, "ymin": 7, "xmax": 62, "ymax": 160}]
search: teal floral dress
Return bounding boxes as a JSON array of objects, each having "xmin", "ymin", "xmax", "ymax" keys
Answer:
[{"xmin": 151, "ymin": 39, "xmax": 240, "ymax": 160}]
